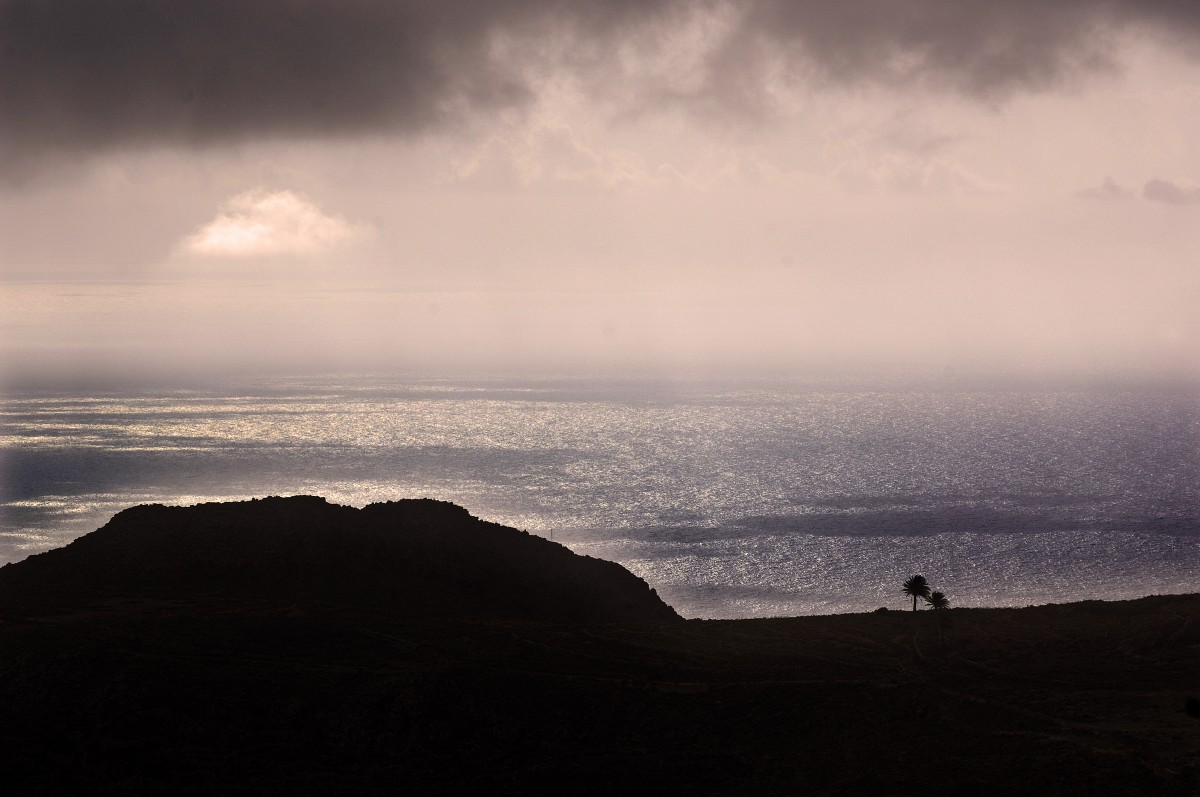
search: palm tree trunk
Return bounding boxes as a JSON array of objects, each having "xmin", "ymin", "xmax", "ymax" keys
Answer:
[{"xmin": 912, "ymin": 595, "xmax": 917, "ymax": 612}]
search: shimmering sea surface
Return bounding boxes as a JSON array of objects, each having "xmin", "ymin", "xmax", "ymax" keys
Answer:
[{"xmin": 2, "ymin": 375, "xmax": 1197, "ymax": 618}]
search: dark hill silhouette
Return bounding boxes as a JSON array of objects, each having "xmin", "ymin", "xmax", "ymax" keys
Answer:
[
  {"xmin": 1, "ymin": 498, "xmax": 1197, "ymax": 795},
  {"xmin": 0, "ymin": 496, "xmax": 678, "ymax": 625}
]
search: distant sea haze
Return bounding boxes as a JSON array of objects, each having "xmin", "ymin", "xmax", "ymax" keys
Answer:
[{"xmin": 2, "ymin": 375, "xmax": 1197, "ymax": 618}]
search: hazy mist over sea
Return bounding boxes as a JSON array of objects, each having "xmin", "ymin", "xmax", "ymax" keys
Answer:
[{"xmin": 3, "ymin": 374, "xmax": 1196, "ymax": 618}]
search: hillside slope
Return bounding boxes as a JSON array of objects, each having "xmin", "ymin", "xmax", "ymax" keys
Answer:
[
  {"xmin": 0, "ymin": 498, "xmax": 1196, "ymax": 794},
  {"xmin": 0, "ymin": 496, "xmax": 678, "ymax": 625}
]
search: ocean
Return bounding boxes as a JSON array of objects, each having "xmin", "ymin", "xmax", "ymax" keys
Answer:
[{"xmin": 2, "ymin": 374, "xmax": 1197, "ymax": 618}]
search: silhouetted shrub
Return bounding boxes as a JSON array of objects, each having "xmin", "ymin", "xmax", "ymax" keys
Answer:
[{"xmin": 925, "ymin": 591, "xmax": 951, "ymax": 610}]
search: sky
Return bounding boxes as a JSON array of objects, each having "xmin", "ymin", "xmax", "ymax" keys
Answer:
[{"xmin": 2, "ymin": 0, "xmax": 1199, "ymax": 385}]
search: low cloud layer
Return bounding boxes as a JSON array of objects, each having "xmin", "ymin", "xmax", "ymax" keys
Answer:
[
  {"xmin": 1143, "ymin": 178, "xmax": 1200, "ymax": 206},
  {"xmin": 4, "ymin": 0, "xmax": 1200, "ymax": 178},
  {"xmin": 180, "ymin": 189, "xmax": 368, "ymax": 259},
  {"xmin": 1077, "ymin": 177, "xmax": 1134, "ymax": 201}
]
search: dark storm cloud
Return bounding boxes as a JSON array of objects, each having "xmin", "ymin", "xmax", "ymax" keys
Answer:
[
  {"xmin": 3, "ymin": 0, "xmax": 1200, "ymax": 174},
  {"xmin": 0, "ymin": 0, "xmax": 675, "ymax": 175},
  {"xmin": 740, "ymin": 1, "xmax": 1114, "ymax": 95},
  {"xmin": 673, "ymin": 0, "xmax": 1200, "ymax": 118}
]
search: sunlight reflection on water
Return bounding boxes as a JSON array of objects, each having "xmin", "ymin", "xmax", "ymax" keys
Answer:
[{"xmin": 2, "ymin": 375, "xmax": 1197, "ymax": 617}]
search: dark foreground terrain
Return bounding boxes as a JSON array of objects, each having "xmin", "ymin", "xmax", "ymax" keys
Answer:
[{"xmin": 1, "ymin": 497, "xmax": 1197, "ymax": 795}]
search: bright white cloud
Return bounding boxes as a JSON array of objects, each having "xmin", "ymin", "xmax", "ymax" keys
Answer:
[{"xmin": 180, "ymin": 189, "xmax": 367, "ymax": 258}]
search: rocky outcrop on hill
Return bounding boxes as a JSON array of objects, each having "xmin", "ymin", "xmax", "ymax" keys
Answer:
[{"xmin": 0, "ymin": 496, "xmax": 678, "ymax": 624}]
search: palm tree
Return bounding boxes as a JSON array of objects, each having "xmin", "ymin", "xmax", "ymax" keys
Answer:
[
  {"xmin": 925, "ymin": 590, "xmax": 950, "ymax": 610},
  {"xmin": 902, "ymin": 574, "xmax": 931, "ymax": 611}
]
